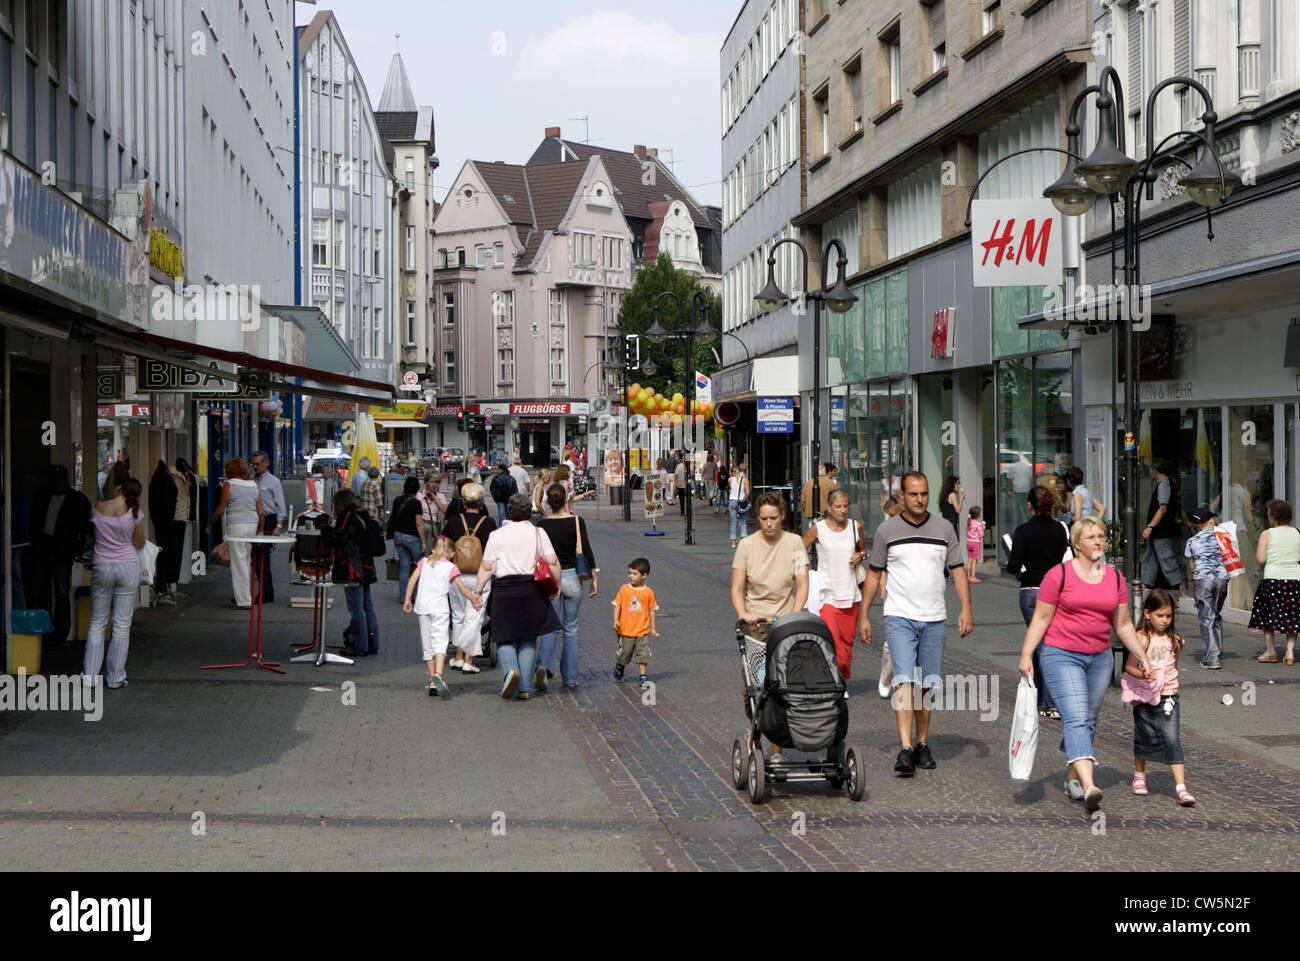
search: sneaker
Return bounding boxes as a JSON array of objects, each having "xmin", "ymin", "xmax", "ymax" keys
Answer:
[
  {"xmin": 427, "ymin": 678, "xmax": 438, "ymax": 697},
  {"xmin": 1204, "ymin": 662, "xmax": 1222, "ymax": 670},
  {"xmin": 565, "ymin": 682, "xmax": 580, "ymax": 691},
  {"xmin": 1064, "ymin": 778, "xmax": 1085, "ymax": 801},
  {"xmin": 1084, "ymin": 786, "xmax": 1103, "ymax": 813},
  {"xmin": 460, "ymin": 663, "xmax": 481, "ymax": 674},
  {"xmin": 1131, "ymin": 773, "xmax": 1148, "ymax": 796},
  {"xmin": 770, "ymin": 752, "xmax": 787, "ymax": 766},
  {"xmin": 517, "ymin": 691, "xmax": 532, "ymax": 701},
  {"xmin": 639, "ymin": 675, "xmax": 650, "ymax": 690},
  {"xmin": 501, "ymin": 670, "xmax": 520, "ymax": 700},
  {"xmin": 449, "ymin": 658, "xmax": 465, "ymax": 670},
  {"xmin": 1176, "ymin": 785, "xmax": 1196, "ymax": 807},
  {"xmin": 534, "ymin": 667, "xmax": 549, "ymax": 692},
  {"xmin": 613, "ymin": 664, "xmax": 625, "ymax": 681},
  {"xmin": 433, "ymin": 674, "xmax": 451, "ymax": 698},
  {"xmin": 894, "ymin": 748, "xmax": 915, "ymax": 776},
  {"xmin": 913, "ymin": 742, "xmax": 936, "ymax": 769}
]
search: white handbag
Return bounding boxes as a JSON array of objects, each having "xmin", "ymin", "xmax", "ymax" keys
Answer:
[
  {"xmin": 137, "ymin": 540, "xmax": 163, "ymax": 586},
  {"xmin": 1008, "ymin": 676, "xmax": 1040, "ymax": 781}
]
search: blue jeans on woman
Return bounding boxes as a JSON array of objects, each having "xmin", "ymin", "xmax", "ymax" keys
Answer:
[
  {"xmin": 498, "ymin": 638, "xmax": 538, "ymax": 695},
  {"xmin": 344, "ymin": 582, "xmax": 379, "ymax": 655},
  {"xmin": 393, "ymin": 531, "xmax": 422, "ymax": 601},
  {"xmin": 1037, "ymin": 644, "xmax": 1111, "ymax": 764},
  {"xmin": 729, "ymin": 499, "xmax": 747, "ymax": 541},
  {"xmin": 1019, "ymin": 587, "xmax": 1057, "ymax": 712},
  {"xmin": 538, "ymin": 569, "xmax": 583, "ymax": 686}
]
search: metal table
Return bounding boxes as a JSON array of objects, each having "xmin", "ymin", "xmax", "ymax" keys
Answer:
[{"xmin": 202, "ymin": 533, "xmax": 298, "ymax": 675}]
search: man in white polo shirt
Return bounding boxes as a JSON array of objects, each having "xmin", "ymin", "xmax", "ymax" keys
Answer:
[{"xmin": 857, "ymin": 471, "xmax": 973, "ymax": 776}]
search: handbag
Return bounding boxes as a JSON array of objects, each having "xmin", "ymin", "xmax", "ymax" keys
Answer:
[
  {"xmin": 209, "ymin": 541, "xmax": 231, "ymax": 568},
  {"xmin": 533, "ymin": 529, "xmax": 561, "ymax": 596},
  {"xmin": 573, "ymin": 515, "xmax": 593, "ymax": 581},
  {"xmin": 1008, "ymin": 677, "xmax": 1040, "ymax": 781},
  {"xmin": 386, "ymin": 557, "xmax": 400, "ymax": 581},
  {"xmin": 853, "ymin": 520, "xmax": 868, "ymax": 586}
]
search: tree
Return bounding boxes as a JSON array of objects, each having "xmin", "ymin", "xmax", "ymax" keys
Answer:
[{"xmin": 617, "ymin": 252, "xmax": 722, "ymax": 402}]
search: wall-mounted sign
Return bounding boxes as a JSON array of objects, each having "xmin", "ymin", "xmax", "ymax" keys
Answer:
[
  {"xmin": 96, "ymin": 369, "xmax": 124, "ymax": 401},
  {"xmin": 970, "ymin": 199, "xmax": 1061, "ymax": 288},
  {"xmin": 194, "ymin": 381, "xmax": 269, "ymax": 401},
  {"xmin": 757, "ymin": 397, "xmax": 794, "ymax": 434},
  {"xmin": 930, "ymin": 307, "xmax": 956, "ymax": 359},
  {"xmin": 97, "ymin": 404, "xmax": 151, "ymax": 419},
  {"xmin": 831, "ymin": 396, "xmax": 845, "ymax": 433},
  {"xmin": 137, "ymin": 356, "xmax": 238, "ymax": 393}
]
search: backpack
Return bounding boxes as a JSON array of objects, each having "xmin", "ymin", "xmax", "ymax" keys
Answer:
[
  {"xmin": 454, "ymin": 515, "xmax": 487, "ymax": 573},
  {"xmin": 360, "ymin": 510, "xmax": 386, "ymax": 557},
  {"xmin": 490, "ymin": 471, "xmax": 517, "ymax": 504}
]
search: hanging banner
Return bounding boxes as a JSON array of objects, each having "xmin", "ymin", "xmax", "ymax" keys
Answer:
[
  {"xmin": 970, "ymin": 199, "xmax": 1062, "ymax": 288},
  {"xmin": 694, "ymin": 371, "xmax": 713, "ymax": 404}
]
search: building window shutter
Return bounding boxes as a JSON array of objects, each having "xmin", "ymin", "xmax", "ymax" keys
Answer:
[
  {"xmin": 930, "ymin": 2, "xmax": 946, "ymax": 50},
  {"xmin": 1128, "ymin": 6, "xmax": 1143, "ymax": 105},
  {"xmin": 1173, "ymin": 0, "xmax": 1190, "ymax": 76}
]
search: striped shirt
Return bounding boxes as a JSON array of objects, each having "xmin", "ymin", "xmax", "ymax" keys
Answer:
[
  {"xmin": 867, "ymin": 512, "xmax": 964, "ymax": 622},
  {"xmin": 361, "ymin": 478, "xmax": 384, "ymax": 520}
]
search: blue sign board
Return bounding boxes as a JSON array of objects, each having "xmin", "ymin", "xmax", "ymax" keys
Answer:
[
  {"xmin": 831, "ymin": 396, "xmax": 845, "ymax": 433},
  {"xmin": 756, "ymin": 397, "xmax": 794, "ymax": 434}
]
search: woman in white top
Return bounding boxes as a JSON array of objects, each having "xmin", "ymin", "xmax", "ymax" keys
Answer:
[
  {"xmin": 728, "ymin": 463, "xmax": 752, "ymax": 547},
  {"xmin": 205, "ymin": 457, "xmax": 264, "ymax": 608},
  {"xmin": 475, "ymin": 494, "xmax": 562, "ymax": 700},
  {"xmin": 801, "ymin": 488, "xmax": 867, "ymax": 683}
]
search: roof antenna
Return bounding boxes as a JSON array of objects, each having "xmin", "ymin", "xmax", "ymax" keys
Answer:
[
  {"xmin": 394, "ymin": 33, "xmax": 400, "ymax": 53},
  {"xmin": 568, "ymin": 115, "xmax": 590, "ymax": 144}
]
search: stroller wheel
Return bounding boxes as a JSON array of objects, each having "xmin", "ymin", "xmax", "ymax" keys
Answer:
[
  {"xmin": 845, "ymin": 746, "xmax": 866, "ymax": 802},
  {"xmin": 731, "ymin": 738, "xmax": 750, "ymax": 789},
  {"xmin": 488, "ymin": 638, "xmax": 498, "ymax": 669},
  {"xmin": 747, "ymin": 746, "xmax": 770, "ymax": 804}
]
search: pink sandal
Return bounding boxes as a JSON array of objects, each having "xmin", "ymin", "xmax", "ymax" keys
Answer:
[
  {"xmin": 1131, "ymin": 774, "xmax": 1148, "ymax": 796},
  {"xmin": 1176, "ymin": 786, "xmax": 1196, "ymax": 806}
]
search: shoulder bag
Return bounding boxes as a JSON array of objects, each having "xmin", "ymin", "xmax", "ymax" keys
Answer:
[
  {"xmin": 853, "ymin": 520, "xmax": 867, "ymax": 586},
  {"xmin": 534, "ymin": 528, "xmax": 561, "ymax": 596},
  {"xmin": 573, "ymin": 515, "xmax": 593, "ymax": 581}
]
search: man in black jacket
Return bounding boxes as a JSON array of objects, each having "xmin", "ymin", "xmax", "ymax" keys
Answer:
[
  {"xmin": 332, "ymin": 490, "xmax": 379, "ymax": 657},
  {"xmin": 29, "ymin": 465, "xmax": 92, "ymax": 643},
  {"xmin": 489, "ymin": 462, "xmax": 517, "ymax": 526}
]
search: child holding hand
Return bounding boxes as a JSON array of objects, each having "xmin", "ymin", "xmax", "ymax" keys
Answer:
[{"xmin": 404, "ymin": 537, "xmax": 480, "ymax": 697}]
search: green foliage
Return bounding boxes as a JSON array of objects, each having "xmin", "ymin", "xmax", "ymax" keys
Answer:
[{"xmin": 616, "ymin": 253, "xmax": 722, "ymax": 401}]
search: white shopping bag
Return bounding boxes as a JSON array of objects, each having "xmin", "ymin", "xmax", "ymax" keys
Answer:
[
  {"xmin": 137, "ymin": 540, "xmax": 162, "ymax": 586},
  {"xmin": 1008, "ymin": 676, "xmax": 1040, "ymax": 781},
  {"xmin": 1215, "ymin": 521, "xmax": 1244, "ymax": 578}
]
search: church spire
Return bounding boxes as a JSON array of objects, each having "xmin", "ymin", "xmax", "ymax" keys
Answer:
[{"xmin": 377, "ymin": 38, "xmax": 417, "ymax": 113}]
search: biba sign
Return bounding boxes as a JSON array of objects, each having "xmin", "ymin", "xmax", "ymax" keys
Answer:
[{"xmin": 970, "ymin": 199, "xmax": 1062, "ymax": 287}]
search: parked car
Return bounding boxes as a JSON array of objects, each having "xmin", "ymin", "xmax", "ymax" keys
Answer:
[{"xmin": 416, "ymin": 446, "xmax": 465, "ymax": 476}]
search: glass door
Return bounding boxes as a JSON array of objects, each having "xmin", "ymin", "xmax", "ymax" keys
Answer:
[{"xmin": 1226, "ymin": 405, "xmax": 1275, "ymax": 611}]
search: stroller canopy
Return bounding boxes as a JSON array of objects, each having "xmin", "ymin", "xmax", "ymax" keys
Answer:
[{"xmin": 764, "ymin": 613, "xmax": 844, "ymax": 693}]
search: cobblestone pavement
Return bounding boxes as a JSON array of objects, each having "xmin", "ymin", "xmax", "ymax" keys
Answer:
[{"xmin": 2, "ymin": 497, "xmax": 1297, "ymax": 871}]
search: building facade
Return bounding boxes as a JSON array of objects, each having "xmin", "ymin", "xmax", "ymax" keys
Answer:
[
  {"xmin": 794, "ymin": 0, "xmax": 1093, "ymax": 550},
  {"xmin": 431, "ymin": 157, "xmax": 635, "ymax": 466},
  {"xmin": 719, "ymin": 0, "xmax": 805, "ymax": 489}
]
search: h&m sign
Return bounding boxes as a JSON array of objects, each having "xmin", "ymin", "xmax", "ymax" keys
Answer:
[{"xmin": 970, "ymin": 199, "xmax": 1062, "ymax": 288}]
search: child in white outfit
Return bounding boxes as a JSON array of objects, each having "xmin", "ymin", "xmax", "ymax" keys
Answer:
[{"xmin": 404, "ymin": 537, "xmax": 480, "ymax": 696}]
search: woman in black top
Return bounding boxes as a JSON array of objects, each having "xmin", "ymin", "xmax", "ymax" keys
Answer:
[
  {"xmin": 1006, "ymin": 484, "xmax": 1070, "ymax": 717},
  {"xmin": 445, "ymin": 484, "xmax": 497, "ymax": 672},
  {"xmin": 939, "ymin": 475, "xmax": 964, "ymax": 536},
  {"xmin": 536, "ymin": 484, "xmax": 599, "ymax": 691},
  {"xmin": 389, "ymin": 476, "xmax": 426, "ymax": 602}
]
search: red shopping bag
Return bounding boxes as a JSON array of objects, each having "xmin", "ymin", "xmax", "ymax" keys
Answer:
[{"xmin": 1215, "ymin": 522, "xmax": 1244, "ymax": 578}]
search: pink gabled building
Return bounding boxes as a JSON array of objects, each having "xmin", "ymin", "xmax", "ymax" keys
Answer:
[{"xmin": 430, "ymin": 156, "xmax": 634, "ymax": 466}]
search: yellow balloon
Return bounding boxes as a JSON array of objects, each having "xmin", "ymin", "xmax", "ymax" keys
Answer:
[{"xmin": 672, "ymin": 392, "xmax": 684, "ymax": 405}]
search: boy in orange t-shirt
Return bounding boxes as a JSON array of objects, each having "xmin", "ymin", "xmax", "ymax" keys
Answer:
[{"xmin": 612, "ymin": 557, "xmax": 659, "ymax": 689}]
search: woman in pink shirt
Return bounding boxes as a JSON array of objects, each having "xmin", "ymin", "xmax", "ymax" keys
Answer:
[
  {"xmin": 1017, "ymin": 516, "xmax": 1152, "ymax": 814},
  {"xmin": 81, "ymin": 477, "xmax": 147, "ymax": 689}
]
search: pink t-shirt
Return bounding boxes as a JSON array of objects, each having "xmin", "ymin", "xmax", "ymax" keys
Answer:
[
  {"xmin": 1037, "ymin": 561, "xmax": 1128, "ymax": 654},
  {"xmin": 966, "ymin": 519, "xmax": 985, "ymax": 546}
]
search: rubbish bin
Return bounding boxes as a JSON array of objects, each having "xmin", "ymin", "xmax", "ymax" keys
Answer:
[
  {"xmin": 8, "ymin": 609, "xmax": 54, "ymax": 674},
  {"xmin": 609, "ymin": 486, "xmax": 625, "ymax": 507}
]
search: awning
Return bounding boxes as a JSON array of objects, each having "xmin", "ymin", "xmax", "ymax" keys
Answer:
[
  {"xmin": 260, "ymin": 304, "xmax": 361, "ymax": 373},
  {"xmin": 373, "ymin": 420, "xmax": 427, "ymax": 429}
]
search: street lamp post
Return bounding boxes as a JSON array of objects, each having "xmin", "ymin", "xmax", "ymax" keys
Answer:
[
  {"xmin": 602, "ymin": 335, "xmax": 642, "ymax": 523},
  {"xmin": 753, "ymin": 238, "xmax": 857, "ymax": 522},
  {"xmin": 646, "ymin": 290, "xmax": 716, "ymax": 546}
]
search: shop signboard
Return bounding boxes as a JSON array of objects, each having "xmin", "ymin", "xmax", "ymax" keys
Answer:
[
  {"xmin": 831, "ymin": 396, "xmax": 845, "ymax": 433},
  {"xmin": 96, "ymin": 369, "xmax": 124, "ymax": 401},
  {"xmin": 712, "ymin": 364, "xmax": 754, "ymax": 401},
  {"xmin": 367, "ymin": 402, "xmax": 430, "ymax": 421},
  {"xmin": 644, "ymin": 474, "xmax": 664, "ymax": 519},
  {"xmin": 97, "ymin": 404, "xmax": 151, "ymax": 419},
  {"xmin": 757, "ymin": 397, "xmax": 794, "ymax": 434},
  {"xmin": 138, "ymin": 356, "xmax": 239, "ymax": 393},
  {"xmin": 970, "ymin": 199, "xmax": 1061, "ymax": 288},
  {"xmin": 304, "ymin": 398, "xmax": 359, "ymax": 420}
]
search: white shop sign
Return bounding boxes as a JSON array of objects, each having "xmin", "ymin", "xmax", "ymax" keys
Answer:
[{"xmin": 970, "ymin": 199, "xmax": 1062, "ymax": 288}]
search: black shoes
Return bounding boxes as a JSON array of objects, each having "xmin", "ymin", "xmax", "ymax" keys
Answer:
[
  {"xmin": 894, "ymin": 748, "xmax": 915, "ymax": 776},
  {"xmin": 613, "ymin": 664, "xmax": 625, "ymax": 681},
  {"xmin": 913, "ymin": 742, "xmax": 936, "ymax": 769}
]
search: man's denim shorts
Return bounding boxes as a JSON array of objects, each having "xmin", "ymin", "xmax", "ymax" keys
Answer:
[{"xmin": 883, "ymin": 616, "xmax": 946, "ymax": 689}]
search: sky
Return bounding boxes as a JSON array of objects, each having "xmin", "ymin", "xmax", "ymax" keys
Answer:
[{"xmin": 316, "ymin": 0, "xmax": 741, "ymax": 208}]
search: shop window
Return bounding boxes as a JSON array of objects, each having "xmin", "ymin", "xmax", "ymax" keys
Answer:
[
  {"xmin": 996, "ymin": 352, "xmax": 1073, "ymax": 550},
  {"xmin": 885, "ymin": 269, "xmax": 908, "ymax": 375},
  {"xmin": 991, "ymin": 284, "xmax": 1063, "ymax": 358}
]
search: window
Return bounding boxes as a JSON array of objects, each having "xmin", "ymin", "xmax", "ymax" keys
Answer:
[
  {"xmin": 886, "ymin": 161, "xmax": 942, "ymax": 258},
  {"xmin": 406, "ymin": 301, "xmax": 416, "ymax": 344},
  {"xmin": 438, "ymin": 248, "xmax": 449, "ymax": 268},
  {"xmin": 362, "ymin": 228, "xmax": 370, "ymax": 276},
  {"xmin": 334, "ymin": 152, "xmax": 343, "ymax": 185},
  {"xmin": 574, "ymin": 232, "xmax": 596, "ymax": 266},
  {"xmin": 476, "ymin": 244, "xmax": 486, "ymax": 268},
  {"xmin": 445, "ymin": 351, "xmax": 456, "ymax": 384},
  {"xmin": 982, "ymin": 1, "xmax": 1001, "ymax": 36},
  {"xmin": 1126, "ymin": 1, "xmax": 1144, "ymax": 157},
  {"xmin": 1237, "ymin": 0, "xmax": 1260, "ymax": 99},
  {"xmin": 374, "ymin": 230, "xmax": 382, "ymax": 275},
  {"xmin": 879, "ymin": 22, "xmax": 902, "ymax": 110},
  {"xmin": 494, "ymin": 290, "xmax": 515, "ymax": 385},
  {"xmin": 373, "ymin": 308, "xmax": 383, "ymax": 359},
  {"xmin": 362, "ymin": 159, "xmax": 370, "ymax": 195},
  {"xmin": 842, "ymin": 55, "xmax": 864, "ymax": 138},
  {"xmin": 311, "ymin": 219, "xmax": 328, "ymax": 266},
  {"xmin": 812, "ymin": 84, "xmax": 829, "ymax": 159},
  {"xmin": 494, "ymin": 242, "xmax": 504, "ymax": 266},
  {"xmin": 443, "ymin": 291, "xmax": 455, "ymax": 326},
  {"xmin": 360, "ymin": 307, "xmax": 370, "ymax": 358},
  {"xmin": 334, "ymin": 224, "xmax": 344, "ymax": 270},
  {"xmin": 924, "ymin": 1, "xmax": 946, "ymax": 73},
  {"xmin": 405, "ymin": 156, "xmax": 414, "ymax": 190},
  {"xmin": 405, "ymin": 226, "xmax": 416, "ymax": 270}
]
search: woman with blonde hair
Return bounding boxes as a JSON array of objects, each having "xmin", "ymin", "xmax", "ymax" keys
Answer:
[{"xmin": 533, "ymin": 468, "xmax": 553, "ymax": 516}]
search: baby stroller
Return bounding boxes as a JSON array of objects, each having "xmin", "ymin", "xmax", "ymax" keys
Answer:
[{"xmin": 731, "ymin": 612, "xmax": 867, "ymax": 804}]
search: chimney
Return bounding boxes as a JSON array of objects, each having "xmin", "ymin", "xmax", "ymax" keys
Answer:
[
  {"xmin": 633, "ymin": 145, "xmax": 646, "ymax": 162},
  {"xmin": 545, "ymin": 126, "xmax": 561, "ymax": 139}
]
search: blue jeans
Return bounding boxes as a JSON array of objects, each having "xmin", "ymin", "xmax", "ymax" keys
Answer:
[
  {"xmin": 394, "ymin": 532, "xmax": 422, "ymax": 601},
  {"xmin": 1037, "ymin": 644, "xmax": 1111, "ymax": 764},
  {"xmin": 498, "ymin": 637, "xmax": 538, "ymax": 695},
  {"xmin": 729, "ymin": 499, "xmax": 747, "ymax": 540},
  {"xmin": 538, "ymin": 569, "xmax": 583, "ymax": 686},
  {"xmin": 1019, "ymin": 588, "xmax": 1057, "ymax": 711},
  {"xmin": 497, "ymin": 502, "xmax": 507, "ymax": 526},
  {"xmin": 82, "ymin": 560, "xmax": 139, "ymax": 688},
  {"xmin": 344, "ymin": 583, "xmax": 379, "ymax": 655},
  {"xmin": 1193, "ymin": 576, "xmax": 1229, "ymax": 665},
  {"xmin": 883, "ymin": 615, "xmax": 946, "ymax": 687}
]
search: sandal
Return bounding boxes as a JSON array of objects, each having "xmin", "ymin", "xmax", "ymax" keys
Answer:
[
  {"xmin": 1176, "ymin": 786, "xmax": 1196, "ymax": 806},
  {"xmin": 1285, "ymin": 655, "xmax": 1296, "ymax": 666},
  {"xmin": 1131, "ymin": 774, "xmax": 1148, "ymax": 796},
  {"xmin": 1257, "ymin": 653, "xmax": 1279, "ymax": 663}
]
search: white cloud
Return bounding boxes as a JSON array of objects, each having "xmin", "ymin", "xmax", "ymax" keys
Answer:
[{"xmin": 513, "ymin": 12, "xmax": 717, "ymax": 102}]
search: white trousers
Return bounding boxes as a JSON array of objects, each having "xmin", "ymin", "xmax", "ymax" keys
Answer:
[
  {"xmin": 419, "ymin": 608, "xmax": 451, "ymax": 661},
  {"xmin": 449, "ymin": 581, "xmax": 489, "ymax": 657},
  {"xmin": 227, "ymin": 522, "xmax": 258, "ymax": 606}
]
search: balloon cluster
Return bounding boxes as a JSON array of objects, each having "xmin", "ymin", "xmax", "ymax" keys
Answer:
[{"xmin": 625, "ymin": 384, "xmax": 714, "ymax": 426}]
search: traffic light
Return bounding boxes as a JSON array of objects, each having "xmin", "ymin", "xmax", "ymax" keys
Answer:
[{"xmin": 456, "ymin": 409, "xmax": 465, "ymax": 431}]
